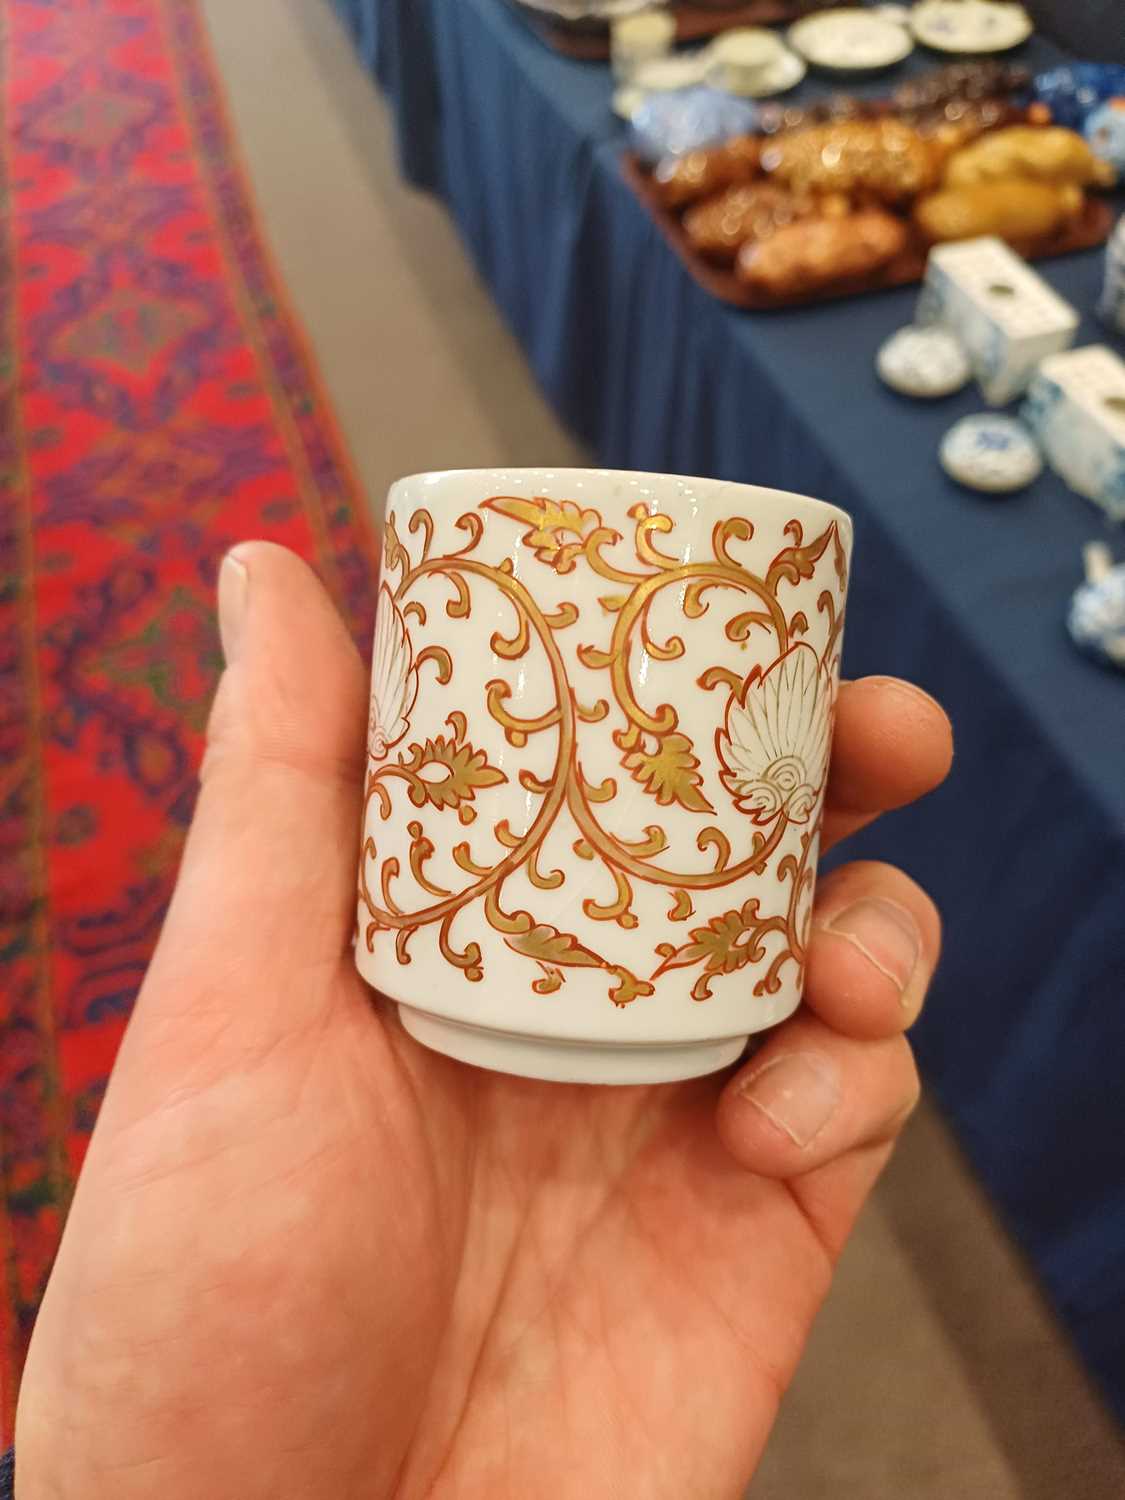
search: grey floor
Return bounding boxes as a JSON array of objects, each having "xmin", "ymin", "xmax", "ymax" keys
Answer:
[{"xmin": 202, "ymin": 3, "xmax": 1125, "ymax": 1494}]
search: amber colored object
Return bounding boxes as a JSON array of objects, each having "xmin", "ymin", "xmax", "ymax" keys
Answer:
[
  {"xmin": 912, "ymin": 98, "xmax": 1009, "ymax": 155},
  {"xmin": 683, "ymin": 182, "xmax": 823, "ymax": 262},
  {"xmin": 914, "ymin": 180, "xmax": 1085, "ymax": 244},
  {"xmin": 760, "ymin": 120, "xmax": 942, "ymax": 203},
  {"xmin": 652, "ymin": 135, "xmax": 761, "ymax": 210},
  {"xmin": 943, "ymin": 126, "xmax": 1116, "ymax": 190},
  {"xmin": 735, "ymin": 211, "xmax": 908, "ymax": 296},
  {"xmin": 892, "ymin": 60, "xmax": 1031, "ymax": 112},
  {"xmin": 756, "ymin": 92, "xmax": 866, "ymax": 137}
]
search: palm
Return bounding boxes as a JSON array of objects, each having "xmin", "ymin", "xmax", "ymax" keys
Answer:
[
  {"xmin": 387, "ymin": 1018, "xmax": 838, "ymax": 1500},
  {"xmin": 28, "ymin": 960, "xmax": 835, "ymax": 1500}
]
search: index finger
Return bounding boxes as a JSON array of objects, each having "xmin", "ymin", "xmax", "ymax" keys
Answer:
[{"xmin": 822, "ymin": 677, "xmax": 953, "ymax": 854}]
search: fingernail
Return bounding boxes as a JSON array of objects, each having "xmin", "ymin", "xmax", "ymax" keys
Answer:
[
  {"xmin": 218, "ymin": 551, "xmax": 249, "ymax": 665},
  {"xmin": 825, "ymin": 898, "xmax": 921, "ymax": 1004},
  {"xmin": 740, "ymin": 1052, "xmax": 840, "ymax": 1149},
  {"xmin": 862, "ymin": 676, "xmax": 949, "ymax": 721}
]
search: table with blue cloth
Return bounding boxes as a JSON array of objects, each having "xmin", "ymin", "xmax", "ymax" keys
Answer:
[{"xmin": 331, "ymin": 0, "xmax": 1125, "ymax": 1419}]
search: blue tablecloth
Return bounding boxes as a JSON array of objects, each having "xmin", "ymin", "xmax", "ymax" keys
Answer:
[{"xmin": 333, "ymin": 0, "xmax": 1125, "ymax": 1420}]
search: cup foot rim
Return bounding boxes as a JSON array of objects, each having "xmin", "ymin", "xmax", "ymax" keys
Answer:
[{"xmin": 397, "ymin": 1005, "xmax": 749, "ymax": 1085}]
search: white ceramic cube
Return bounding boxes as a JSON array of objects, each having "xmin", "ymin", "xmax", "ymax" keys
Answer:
[
  {"xmin": 1022, "ymin": 345, "xmax": 1125, "ymax": 522},
  {"xmin": 917, "ymin": 236, "xmax": 1078, "ymax": 407}
]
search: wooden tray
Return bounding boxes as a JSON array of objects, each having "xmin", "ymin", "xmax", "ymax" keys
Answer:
[
  {"xmin": 521, "ymin": 2, "xmax": 842, "ymax": 62},
  {"xmin": 622, "ymin": 154, "xmax": 1115, "ymax": 310}
]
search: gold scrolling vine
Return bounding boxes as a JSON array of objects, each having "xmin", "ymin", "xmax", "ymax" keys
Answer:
[{"xmin": 358, "ymin": 496, "xmax": 848, "ymax": 1006}]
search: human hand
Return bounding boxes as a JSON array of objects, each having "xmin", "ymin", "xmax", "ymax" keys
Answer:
[{"xmin": 16, "ymin": 543, "xmax": 952, "ymax": 1500}]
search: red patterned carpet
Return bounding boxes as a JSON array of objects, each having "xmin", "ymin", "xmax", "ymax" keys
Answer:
[{"xmin": 0, "ymin": 0, "xmax": 377, "ymax": 1428}]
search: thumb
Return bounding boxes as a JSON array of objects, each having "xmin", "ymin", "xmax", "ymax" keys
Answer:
[{"xmin": 135, "ymin": 542, "xmax": 369, "ymax": 1046}]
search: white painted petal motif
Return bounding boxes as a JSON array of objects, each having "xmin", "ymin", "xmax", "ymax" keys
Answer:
[
  {"xmin": 368, "ymin": 583, "xmax": 417, "ymax": 760},
  {"xmin": 718, "ymin": 643, "xmax": 832, "ymax": 825}
]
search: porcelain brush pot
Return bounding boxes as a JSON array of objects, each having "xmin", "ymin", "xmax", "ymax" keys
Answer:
[{"xmin": 356, "ymin": 468, "xmax": 852, "ymax": 1085}]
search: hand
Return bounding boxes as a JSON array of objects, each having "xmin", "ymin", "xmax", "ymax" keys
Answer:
[{"xmin": 16, "ymin": 544, "xmax": 952, "ymax": 1500}]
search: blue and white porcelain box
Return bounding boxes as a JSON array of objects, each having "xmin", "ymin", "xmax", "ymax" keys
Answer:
[
  {"xmin": 1022, "ymin": 345, "xmax": 1125, "ymax": 523},
  {"xmin": 917, "ymin": 236, "xmax": 1078, "ymax": 407}
]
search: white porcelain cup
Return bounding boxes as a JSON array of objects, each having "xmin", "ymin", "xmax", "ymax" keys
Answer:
[
  {"xmin": 611, "ymin": 9, "xmax": 676, "ymax": 81},
  {"xmin": 356, "ymin": 469, "xmax": 852, "ymax": 1085},
  {"xmin": 707, "ymin": 26, "xmax": 786, "ymax": 93}
]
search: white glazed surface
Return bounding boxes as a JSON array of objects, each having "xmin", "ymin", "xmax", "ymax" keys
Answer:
[
  {"xmin": 1022, "ymin": 346, "xmax": 1125, "ymax": 520},
  {"xmin": 788, "ymin": 9, "xmax": 914, "ymax": 71},
  {"xmin": 918, "ymin": 238, "xmax": 1078, "ymax": 407},
  {"xmin": 628, "ymin": 53, "xmax": 711, "ymax": 95},
  {"xmin": 910, "ymin": 1, "xmax": 1033, "ymax": 55},
  {"xmin": 356, "ymin": 469, "xmax": 852, "ymax": 1080},
  {"xmin": 712, "ymin": 48, "xmax": 807, "ymax": 100}
]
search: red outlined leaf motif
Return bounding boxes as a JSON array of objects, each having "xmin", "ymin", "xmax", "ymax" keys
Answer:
[
  {"xmin": 399, "ymin": 718, "xmax": 507, "ymax": 813},
  {"xmin": 652, "ymin": 899, "xmax": 773, "ymax": 1001},
  {"xmin": 505, "ymin": 923, "xmax": 603, "ymax": 968},
  {"xmin": 622, "ymin": 731, "xmax": 716, "ymax": 814}
]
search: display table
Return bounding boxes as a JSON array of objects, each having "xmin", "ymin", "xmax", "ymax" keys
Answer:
[{"xmin": 331, "ymin": 0, "xmax": 1125, "ymax": 1419}]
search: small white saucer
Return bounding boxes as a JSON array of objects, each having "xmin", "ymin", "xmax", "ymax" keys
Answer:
[
  {"xmin": 788, "ymin": 7, "xmax": 914, "ymax": 73},
  {"xmin": 629, "ymin": 51, "xmax": 712, "ymax": 94},
  {"xmin": 940, "ymin": 414, "xmax": 1043, "ymax": 493},
  {"xmin": 614, "ymin": 53, "xmax": 712, "ymax": 118},
  {"xmin": 718, "ymin": 47, "xmax": 807, "ymax": 100},
  {"xmin": 615, "ymin": 49, "xmax": 806, "ymax": 116},
  {"xmin": 911, "ymin": 1, "xmax": 1033, "ymax": 55},
  {"xmin": 877, "ymin": 325, "xmax": 972, "ymax": 398}
]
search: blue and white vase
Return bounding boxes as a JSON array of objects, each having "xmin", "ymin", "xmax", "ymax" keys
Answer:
[
  {"xmin": 1099, "ymin": 215, "xmax": 1125, "ymax": 337},
  {"xmin": 1068, "ymin": 544, "xmax": 1125, "ymax": 674}
]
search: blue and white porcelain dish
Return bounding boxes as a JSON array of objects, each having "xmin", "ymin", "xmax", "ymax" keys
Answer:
[
  {"xmin": 789, "ymin": 8, "xmax": 914, "ymax": 73},
  {"xmin": 911, "ymin": 1, "xmax": 1032, "ymax": 55},
  {"xmin": 940, "ymin": 414, "xmax": 1043, "ymax": 493},
  {"xmin": 877, "ymin": 325, "xmax": 972, "ymax": 399}
]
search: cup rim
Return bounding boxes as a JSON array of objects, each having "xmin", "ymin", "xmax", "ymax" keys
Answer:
[
  {"xmin": 387, "ymin": 467, "xmax": 854, "ymax": 533},
  {"xmin": 710, "ymin": 27, "xmax": 786, "ymax": 67}
]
